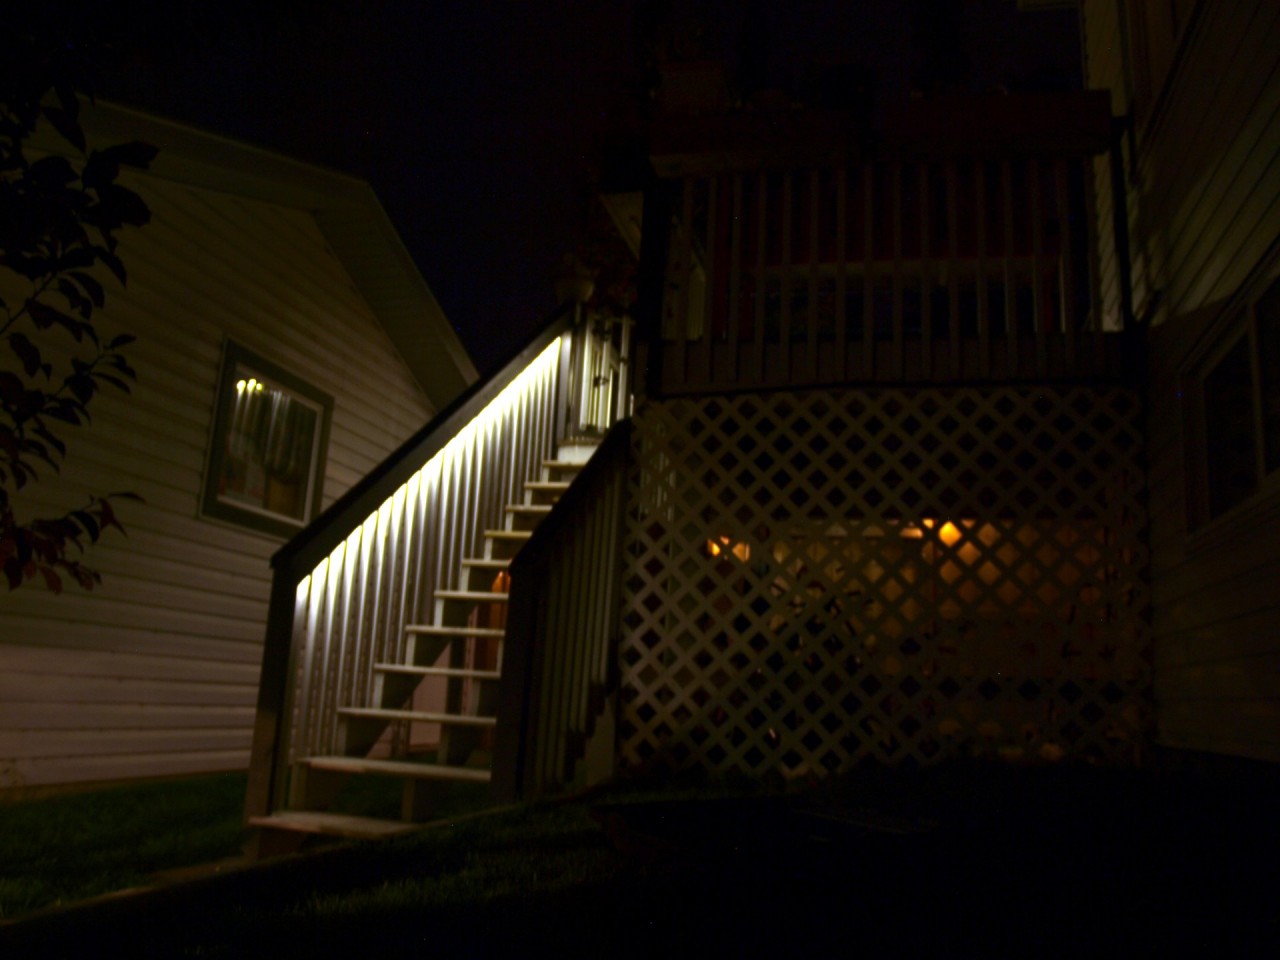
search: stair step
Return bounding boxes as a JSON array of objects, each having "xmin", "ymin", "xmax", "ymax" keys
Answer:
[
  {"xmin": 434, "ymin": 590, "xmax": 510, "ymax": 604},
  {"xmin": 543, "ymin": 459, "xmax": 588, "ymax": 472},
  {"xmin": 525, "ymin": 481, "xmax": 571, "ymax": 494},
  {"xmin": 337, "ymin": 707, "xmax": 497, "ymax": 727},
  {"xmin": 404, "ymin": 624, "xmax": 505, "ymax": 638},
  {"xmin": 460, "ymin": 558, "xmax": 510, "ymax": 573},
  {"xmin": 505, "ymin": 504, "xmax": 553, "ymax": 517},
  {"xmin": 249, "ymin": 811, "xmax": 419, "ymax": 840},
  {"xmin": 301, "ymin": 755, "xmax": 492, "ymax": 782},
  {"xmin": 484, "ymin": 529, "xmax": 532, "ymax": 541},
  {"xmin": 374, "ymin": 663, "xmax": 501, "ymax": 681}
]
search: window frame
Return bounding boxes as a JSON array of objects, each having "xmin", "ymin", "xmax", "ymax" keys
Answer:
[
  {"xmin": 200, "ymin": 341, "xmax": 333, "ymax": 539},
  {"xmin": 1184, "ymin": 275, "xmax": 1280, "ymax": 536}
]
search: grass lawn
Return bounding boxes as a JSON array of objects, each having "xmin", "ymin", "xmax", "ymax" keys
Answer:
[
  {"xmin": 3, "ymin": 763, "xmax": 1277, "ymax": 956},
  {"xmin": 0, "ymin": 773, "xmax": 249, "ymax": 918}
]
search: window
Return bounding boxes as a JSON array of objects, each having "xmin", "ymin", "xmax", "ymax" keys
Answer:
[
  {"xmin": 201, "ymin": 342, "xmax": 332, "ymax": 538},
  {"xmin": 1188, "ymin": 275, "xmax": 1280, "ymax": 528}
]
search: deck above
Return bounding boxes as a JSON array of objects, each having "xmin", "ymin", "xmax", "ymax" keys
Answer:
[{"xmin": 645, "ymin": 329, "xmax": 1132, "ymax": 395}]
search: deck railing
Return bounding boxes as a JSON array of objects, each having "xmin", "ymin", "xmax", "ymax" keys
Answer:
[
  {"xmin": 646, "ymin": 153, "xmax": 1125, "ymax": 393},
  {"xmin": 245, "ymin": 302, "xmax": 629, "ymax": 820},
  {"xmin": 493, "ymin": 419, "xmax": 632, "ymax": 801}
]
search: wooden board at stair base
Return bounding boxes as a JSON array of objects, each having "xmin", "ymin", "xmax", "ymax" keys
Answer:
[
  {"xmin": 249, "ymin": 810, "xmax": 419, "ymax": 840},
  {"xmin": 302, "ymin": 755, "xmax": 492, "ymax": 782}
]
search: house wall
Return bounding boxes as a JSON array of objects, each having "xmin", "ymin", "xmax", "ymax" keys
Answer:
[
  {"xmin": 1083, "ymin": 0, "xmax": 1280, "ymax": 329},
  {"xmin": 0, "ymin": 168, "xmax": 433, "ymax": 790},
  {"xmin": 1083, "ymin": 0, "xmax": 1280, "ymax": 763}
]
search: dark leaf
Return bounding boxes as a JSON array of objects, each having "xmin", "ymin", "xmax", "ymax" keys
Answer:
[
  {"xmin": 65, "ymin": 373, "xmax": 95, "ymax": 404},
  {"xmin": 80, "ymin": 150, "xmax": 118, "ymax": 194},
  {"xmin": 43, "ymin": 404, "xmax": 82, "ymax": 425},
  {"xmin": 107, "ymin": 333, "xmax": 136, "ymax": 350},
  {"xmin": 31, "ymin": 426, "xmax": 66, "ymax": 457},
  {"xmin": 0, "ymin": 371, "xmax": 22, "ymax": 405},
  {"xmin": 57, "ymin": 247, "xmax": 98, "ymax": 271},
  {"xmin": 4, "ymin": 556, "xmax": 21, "ymax": 590},
  {"xmin": 95, "ymin": 374, "xmax": 131, "ymax": 393},
  {"xmin": 56, "ymin": 278, "xmax": 91, "ymax": 319},
  {"xmin": 97, "ymin": 248, "xmax": 126, "ymax": 284},
  {"xmin": 70, "ymin": 271, "xmax": 105, "ymax": 308},
  {"xmin": 42, "ymin": 106, "xmax": 85, "ymax": 154},
  {"xmin": 71, "ymin": 510, "xmax": 100, "ymax": 541},
  {"xmin": 40, "ymin": 567, "xmax": 63, "ymax": 594},
  {"xmin": 29, "ymin": 155, "xmax": 78, "ymax": 186},
  {"xmin": 101, "ymin": 141, "xmax": 158, "ymax": 170},
  {"xmin": 8, "ymin": 333, "xmax": 41, "ymax": 376},
  {"xmin": 20, "ymin": 438, "xmax": 55, "ymax": 469}
]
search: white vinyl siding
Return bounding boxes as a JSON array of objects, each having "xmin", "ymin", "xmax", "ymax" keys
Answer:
[
  {"xmin": 0, "ymin": 168, "xmax": 433, "ymax": 791},
  {"xmin": 1083, "ymin": 0, "xmax": 1280, "ymax": 764}
]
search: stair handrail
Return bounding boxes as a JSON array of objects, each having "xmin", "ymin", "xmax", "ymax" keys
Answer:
[
  {"xmin": 246, "ymin": 302, "xmax": 575, "ymax": 823},
  {"xmin": 493, "ymin": 417, "xmax": 633, "ymax": 801}
]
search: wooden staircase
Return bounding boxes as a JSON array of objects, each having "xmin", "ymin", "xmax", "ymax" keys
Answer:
[{"xmin": 249, "ymin": 440, "xmax": 598, "ymax": 847}]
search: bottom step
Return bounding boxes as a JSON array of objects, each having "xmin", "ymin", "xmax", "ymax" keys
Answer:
[
  {"xmin": 249, "ymin": 810, "xmax": 419, "ymax": 840},
  {"xmin": 302, "ymin": 755, "xmax": 493, "ymax": 782}
]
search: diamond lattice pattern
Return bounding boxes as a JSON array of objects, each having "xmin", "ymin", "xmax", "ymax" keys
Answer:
[{"xmin": 619, "ymin": 387, "xmax": 1149, "ymax": 777}]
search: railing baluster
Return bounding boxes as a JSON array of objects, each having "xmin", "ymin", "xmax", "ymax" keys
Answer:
[
  {"xmin": 704, "ymin": 175, "xmax": 719, "ymax": 387},
  {"xmin": 1031, "ymin": 157, "xmax": 1047, "ymax": 376},
  {"xmin": 862, "ymin": 164, "xmax": 875, "ymax": 379},
  {"xmin": 728, "ymin": 174, "xmax": 743, "ymax": 385},
  {"xmin": 977, "ymin": 159, "xmax": 990, "ymax": 378},
  {"xmin": 808, "ymin": 169, "xmax": 820, "ymax": 382},
  {"xmin": 755, "ymin": 172, "xmax": 768, "ymax": 384},
  {"xmin": 945, "ymin": 160, "xmax": 961, "ymax": 380},
  {"xmin": 835, "ymin": 167, "xmax": 848, "ymax": 380},
  {"xmin": 1002, "ymin": 159, "xmax": 1017, "ymax": 375},
  {"xmin": 920, "ymin": 162, "xmax": 933, "ymax": 380},
  {"xmin": 1055, "ymin": 157, "xmax": 1077, "ymax": 371},
  {"xmin": 780, "ymin": 172, "xmax": 793, "ymax": 381},
  {"xmin": 892, "ymin": 161, "xmax": 904, "ymax": 381}
]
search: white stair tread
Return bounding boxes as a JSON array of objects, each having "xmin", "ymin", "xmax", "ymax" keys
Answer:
[
  {"xmin": 338, "ymin": 706, "xmax": 497, "ymax": 727},
  {"xmin": 249, "ymin": 811, "xmax": 419, "ymax": 839},
  {"xmin": 301, "ymin": 755, "xmax": 492, "ymax": 782},
  {"xmin": 505, "ymin": 504, "xmax": 553, "ymax": 515},
  {"xmin": 484, "ymin": 529, "xmax": 532, "ymax": 540},
  {"xmin": 543, "ymin": 459, "xmax": 588, "ymax": 471},
  {"xmin": 404, "ymin": 624, "xmax": 505, "ymax": 638},
  {"xmin": 434, "ymin": 590, "xmax": 510, "ymax": 603},
  {"xmin": 374, "ymin": 663, "xmax": 501, "ymax": 681},
  {"xmin": 461, "ymin": 557, "xmax": 510, "ymax": 571},
  {"xmin": 525, "ymin": 481, "xmax": 571, "ymax": 493}
]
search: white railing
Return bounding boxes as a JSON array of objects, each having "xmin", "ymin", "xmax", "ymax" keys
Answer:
[
  {"xmin": 286, "ymin": 338, "xmax": 564, "ymax": 763},
  {"xmin": 650, "ymin": 155, "xmax": 1123, "ymax": 391},
  {"xmin": 246, "ymin": 306, "xmax": 580, "ymax": 819}
]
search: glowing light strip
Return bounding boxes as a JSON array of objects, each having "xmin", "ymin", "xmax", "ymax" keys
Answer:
[{"xmin": 305, "ymin": 336, "xmax": 563, "ymax": 588}]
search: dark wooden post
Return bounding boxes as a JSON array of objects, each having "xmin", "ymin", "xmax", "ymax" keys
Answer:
[{"xmin": 636, "ymin": 179, "xmax": 677, "ymax": 398}]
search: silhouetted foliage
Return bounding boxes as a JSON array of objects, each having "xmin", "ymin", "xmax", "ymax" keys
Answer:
[{"xmin": 1, "ymin": 28, "xmax": 155, "ymax": 592}]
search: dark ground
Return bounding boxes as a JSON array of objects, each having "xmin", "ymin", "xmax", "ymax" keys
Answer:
[{"xmin": 4, "ymin": 762, "xmax": 1276, "ymax": 958}]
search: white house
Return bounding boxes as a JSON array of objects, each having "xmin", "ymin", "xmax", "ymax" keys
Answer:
[{"xmin": 0, "ymin": 102, "xmax": 476, "ymax": 792}]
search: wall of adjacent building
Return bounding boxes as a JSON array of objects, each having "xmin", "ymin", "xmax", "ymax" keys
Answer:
[
  {"xmin": 1083, "ymin": 0, "xmax": 1280, "ymax": 763},
  {"xmin": 0, "ymin": 165, "xmax": 434, "ymax": 790}
]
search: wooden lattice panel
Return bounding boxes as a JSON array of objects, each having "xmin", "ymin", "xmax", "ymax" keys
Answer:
[{"xmin": 619, "ymin": 387, "xmax": 1149, "ymax": 777}]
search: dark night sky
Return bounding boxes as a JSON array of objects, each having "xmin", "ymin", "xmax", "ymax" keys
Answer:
[{"xmin": 80, "ymin": 0, "xmax": 1080, "ymax": 376}]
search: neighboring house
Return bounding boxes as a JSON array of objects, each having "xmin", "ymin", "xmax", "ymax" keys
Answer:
[
  {"xmin": 1081, "ymin": 0, "xmax": 1280, "ymax": 764},
  {"xmin": 0, "ymin": 102, "xmax": 476, "ymax": 792},
  {"xmin": 244, "ymin": 3, "xmax": 1278, "ymax": 850}
]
